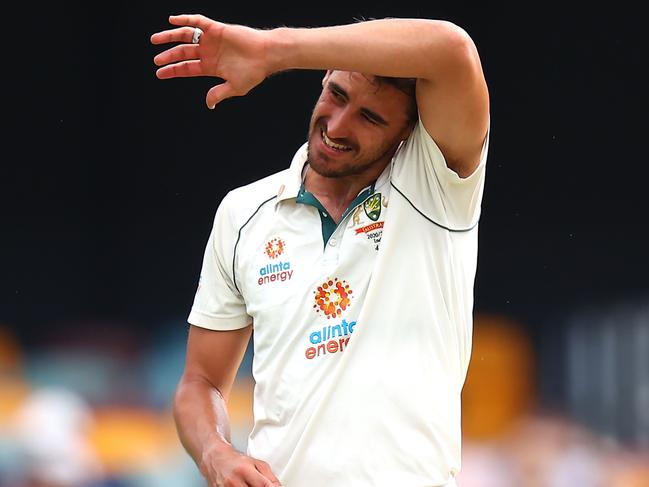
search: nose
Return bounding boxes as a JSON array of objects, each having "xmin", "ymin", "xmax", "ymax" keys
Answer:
[{"xmin": 325, "ymin": 107, "xmax": 354, "ymax": 140}]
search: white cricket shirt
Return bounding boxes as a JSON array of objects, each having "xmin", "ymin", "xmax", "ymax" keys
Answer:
[{"xmin": 189, "ymin": 117, "xmax": 489, "ymax": 487}]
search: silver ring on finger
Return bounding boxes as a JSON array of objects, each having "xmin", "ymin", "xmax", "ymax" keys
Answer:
[{"xmin": 191, "ymin": 27, "xmax": 203, "ymax": 44}]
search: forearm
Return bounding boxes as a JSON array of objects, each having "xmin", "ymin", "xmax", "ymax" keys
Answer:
[
  {"xmin": 173, "ymin": 376, "xmax": 233, "ymax": 468},
  {"xmin": 266, "ymin": 18, "xmax": 473, "ymax": 81}
]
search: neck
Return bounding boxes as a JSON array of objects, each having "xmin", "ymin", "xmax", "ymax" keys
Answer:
[{"xmin": 303, "ymin": 164, "xmax": 384, "ymax": 223}]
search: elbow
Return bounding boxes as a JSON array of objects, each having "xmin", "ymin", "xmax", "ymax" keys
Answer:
[
  {"xmin": 422, "ymin": 20, "xmax": 481, "ymax": 77},
  {"xmin": 445, "ymin": 22, "xmax": 481, "ymax": 70},
  {"xmin": 443, "ymin": 24, "xmax": 486, "ymax": 95}
]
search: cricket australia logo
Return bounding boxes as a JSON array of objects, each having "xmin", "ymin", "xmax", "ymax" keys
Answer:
[
  {"xmin": 313, "ymin": 278, "xmax": 353, "ymax": 319},
  {"xmin": 354, "ymin": 193, "xmax": 386, "ymax": 251},
  {"xmin": 264, "ymin": 237, "xmax": 285, "ymax": 259},
  {"xmin": 363, "ymin": 193, "xmax": 382, "ymax": 221}
]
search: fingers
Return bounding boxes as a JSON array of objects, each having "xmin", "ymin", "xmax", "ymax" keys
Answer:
[
  {"xmin": 151, "ymin": 22, "xmax": 203, "ymax": 80},
  {"xmin": 167, "ymin": 14, "xmax": 214, "ymax": 32},
  {"xmin": 150, "ymin": 14, "xmax": 215, "ymax": 46},
  {"xmin": 156, "ymin": 60, "xmax": 203, "ymax": 79},
  {"xmin": 254, "ymin": 460, "xmax": 281, "ymax": 486},
  {"xmin": 211, "ymin": 461, "xmax": 279, "ymax": 487},
  {"xmin": 153, "ymin": 44, "xmax": 200, "ymax": 67},
  {"xmin": 150, "ymin": 26, "xmax": 196, "ymax": 45},
  {"xmin": 241, "ymin": 466, "xmax": 280, "ymax": 487},
  {"xmin": 206, "ymin": 83, "xmax": 236, "ymax": 109}
]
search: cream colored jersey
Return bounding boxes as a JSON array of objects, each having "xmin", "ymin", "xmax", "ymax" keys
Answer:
[{"xmin": 189, "ymin": 117, "xmax": 489, "ymax": 487}]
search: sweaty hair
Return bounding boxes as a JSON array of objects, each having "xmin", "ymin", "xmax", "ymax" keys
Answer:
[
  {"xmin": 350, "ymin": 17, "xmax": 418, "ymax": 125},
  {"xmin": 360, "ymin": 74, "xmax": 418, "ymax": 126},
  {"xmin": 375, "ymin": 76, "xmax": 418, "ymax": 124}
]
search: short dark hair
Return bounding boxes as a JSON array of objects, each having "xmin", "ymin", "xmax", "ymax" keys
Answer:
[
  {"xmin": 350, "ymin": 17, "xmax": 418, "ymax": 124},
  {"xmin": 375, "ymin": 76, "xmax": 418, "ymax": 125}
]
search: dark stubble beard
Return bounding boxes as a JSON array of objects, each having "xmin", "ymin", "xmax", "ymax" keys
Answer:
[{"xmin": 305, "ymin": 122, "xmax": 400, "ymax": 179}]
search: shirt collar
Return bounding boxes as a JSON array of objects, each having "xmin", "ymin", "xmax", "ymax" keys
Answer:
[
  {"xmin": 274, "ymin": 142, "xmax": 307, "ymax": 203},
  {"xmin": 275, "ymin": 141, "xmax": 394, "ymax": 203}
]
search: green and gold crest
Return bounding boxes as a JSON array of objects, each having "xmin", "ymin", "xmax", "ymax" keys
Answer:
[{"xmin": 363, "ymin": 193, "xmax": 382, "ymax": 221}]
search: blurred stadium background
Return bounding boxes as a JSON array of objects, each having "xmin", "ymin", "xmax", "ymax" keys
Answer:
[
  {"xmin": 1, "ymin": 304, "xmax": 648, "ymax": 486},
  {"xmin": 2, "ymin": 2, "xmax": 647, "ymax": 487}
]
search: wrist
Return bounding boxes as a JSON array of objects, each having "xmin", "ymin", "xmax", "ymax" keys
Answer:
[
  {"xmin": 199, "ymin": 432, "xmax": 234, "ymax": 474},
  {"xmin": 205, "ymin": 429, "xmax": 232, "ymax": 449},
  {"xmin": 265, "ymin": 26, "xmax": 301, "ymax": 74}
]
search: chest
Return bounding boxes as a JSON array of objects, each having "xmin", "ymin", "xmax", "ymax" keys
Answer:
[{"xmin": 235, "ymin": 191, "xmax": 390, "ymax": 321}]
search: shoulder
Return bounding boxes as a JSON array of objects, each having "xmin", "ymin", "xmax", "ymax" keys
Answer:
[
  {"xmin": 395, "ymin": 117, "xmax": 489, "ymax": 181},
  {"xmin": 218, "ymin": 169, "xmax": 288, "ymax": 224},
  {"xmin": 393, "ymin": 119, "xmax": 446, "ymax": 173}
]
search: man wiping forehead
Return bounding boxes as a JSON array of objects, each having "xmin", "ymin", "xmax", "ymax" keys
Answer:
[{"xmin": 152, "ymin": 14, "xmax": 489, "ymax": 487}]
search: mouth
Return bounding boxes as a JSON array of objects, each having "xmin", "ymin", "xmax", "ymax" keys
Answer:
[{"xmin": 321, "ymin": 128, "xmax": 352, "ymax": 152}]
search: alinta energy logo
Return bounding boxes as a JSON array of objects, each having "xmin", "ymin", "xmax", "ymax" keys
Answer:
[
  {"xmin": 304, "ymin": 318, "xmax": 356, "ymax": 360},
  {"xmin": 264, "ymin": 237, "xmax": 285, "ymax": 259},
  {"xmin": 258, "ymin": 237, "xmax": 293, "ymax": 286},
  {"xmin": 313, "ymin": 278, "xmax": 353, "ymax": 319},
  {"xmin": 306, "ymin": 277, "xmax": 356, "ymax": 360}
]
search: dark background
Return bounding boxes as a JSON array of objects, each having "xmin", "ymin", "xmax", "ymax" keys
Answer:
[{"xmin": 3, "ymin": 3, "xmax": 647, "ymax": 347}]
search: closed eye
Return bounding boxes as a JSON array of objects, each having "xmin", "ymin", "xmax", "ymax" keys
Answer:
[
  {"xmin": 330, "ymin": 87, "xmax": 346, "ymax": 102},
  {"xmin": 327, "ymin": 80, "xmax": 388, "ymax": 126},
  {"xmin": 362, "ymin": 113, "xmax": 380, "ymax": 125},
  {"xmin": 361, "ymin": 109, "xmax": 388, "ymax": 127},
  {"xmin": 327, "ymin": 81, "xmax": 349, "ymax": 101}
]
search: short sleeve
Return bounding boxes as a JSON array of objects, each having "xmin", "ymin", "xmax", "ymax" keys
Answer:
[
  {"xmin": 390, "ymin": 117, "xmax": 489, "ymax": 230},
  {"xmin": 187, "ymin": 193, "xmax": 252, "ymax": 330}
]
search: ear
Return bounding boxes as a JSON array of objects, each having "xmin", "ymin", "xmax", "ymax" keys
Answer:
[{"xmin": 321, "ymin": 70, "xmax": 333, "ymax": 87}]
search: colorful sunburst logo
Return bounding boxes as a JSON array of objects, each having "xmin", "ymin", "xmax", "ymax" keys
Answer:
[
  {"xmin": 264, "ymin": 237, "xmax": 285, "ymax": 259},
  {"xmin": 313, "ymin": 278, "xmax": 353, "ymax": 319}
]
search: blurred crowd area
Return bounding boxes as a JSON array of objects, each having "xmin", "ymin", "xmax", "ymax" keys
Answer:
[{"xmin": 1, "ymin": 299, "xmax": 648, "ymax": 487}]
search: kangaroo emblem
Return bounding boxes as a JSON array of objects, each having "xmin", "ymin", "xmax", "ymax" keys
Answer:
[{"xmin": 352, "ymin": 206, "xmax": 363, "ymax": 226}]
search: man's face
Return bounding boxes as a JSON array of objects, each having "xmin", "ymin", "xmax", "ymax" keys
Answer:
[{"xmin": 306, "ymin": 71, "xmax": 414, "ymax": 179}]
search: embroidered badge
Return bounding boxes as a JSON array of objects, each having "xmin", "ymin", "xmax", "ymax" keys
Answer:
[{"xmin": 363, "ymin": 193, "xmax": 382, "ymax": 221}]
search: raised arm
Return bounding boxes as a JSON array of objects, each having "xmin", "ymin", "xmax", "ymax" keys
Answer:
[
  {"xmin": 151, "ymin": 15, "xmax": 488, "ymax": 174},
  {"xmin": 174, "ymin": 324, "xmax": 280, "ymax": 486}
]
